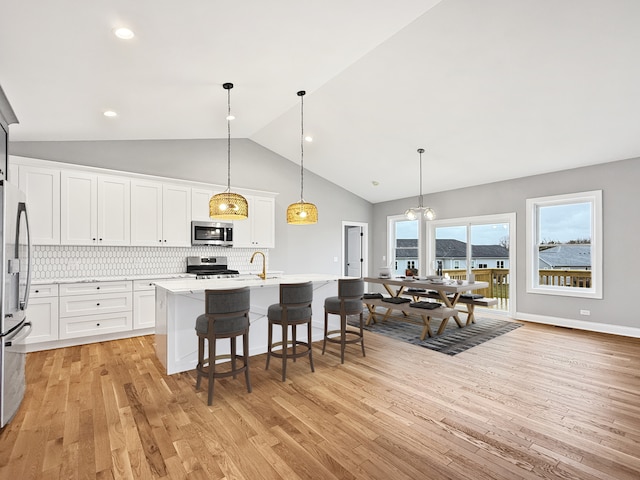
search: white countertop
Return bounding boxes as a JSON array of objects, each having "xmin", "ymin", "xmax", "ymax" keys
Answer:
[
  {"xmin": 31, "ymin": 273, "xmax": 196, "ymax": 285},
  {"xmin": 154, "ymin": 274, "xmax": 343, "ymax": 293}
]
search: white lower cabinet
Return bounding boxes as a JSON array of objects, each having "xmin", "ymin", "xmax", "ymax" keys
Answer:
[
  {"xmin": 58, "ymin": 281, "xmax": 133, "ymax": 340},
  {"xmin": 23, "ymin": 284, "xmax": 59, "ymax": 344},
  {"xmin": 133, "ymin": 280, "xmax": 157, "ymax": 330}
]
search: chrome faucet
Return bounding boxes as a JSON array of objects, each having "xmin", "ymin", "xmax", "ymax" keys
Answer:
[{"xmin": 250, "ymin": 251, "xmax": 266, "ymax": 280}]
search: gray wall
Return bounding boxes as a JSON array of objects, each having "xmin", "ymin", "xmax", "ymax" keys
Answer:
[
  {"xmin": 373, "ymin": 156, "xmax": 640, "ymax": 332},
  {"xmin": 9, "ymin": 139, "xmax": 373, "ymax": 276}
]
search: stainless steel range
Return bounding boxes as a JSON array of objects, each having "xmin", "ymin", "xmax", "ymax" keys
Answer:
[{"xmin": 186, "ymin": 256, "xmax": 240, "ymax": 279}]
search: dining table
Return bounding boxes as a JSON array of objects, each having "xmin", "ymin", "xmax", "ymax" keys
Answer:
[{"xmin": 363, "ymin": 276, "xmax": 490, "ymax": 334}]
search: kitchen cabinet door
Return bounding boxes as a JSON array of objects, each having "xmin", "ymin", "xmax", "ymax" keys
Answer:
[
  {"xmin": 17, "ymin": 163, "xmax": 61, "ymax": 245},
  {"xmin": 131, "ymin": 179, "xmax": 164, "ymax": 246},
  {"xmin": 191, "ymin": 187, "xmax": 217, "ymax": 221},
  {"xmin": 162, "ymin": 184, "xmax": 191, "ymax": 246},
  {"xmin": 60, "ymin": 170, "xmax": 98, "ymax": 245},
  {"xmin": 21, "ymin": 285, "xmax": 59, "ymax": 344},
  {"xmin": 133, "ymin": 280, "xmax": 156, "ymax": 330},
  {"xmin": 97, "ymin": 175, "xmax": 130, "ymax": 245},
  {"xmin": 233, "ymin": 195, "xmax": 275, "ymax": 248},
  {"xmin": 251, "ymin": 196, "xmax": 275, "ymax": 248}
]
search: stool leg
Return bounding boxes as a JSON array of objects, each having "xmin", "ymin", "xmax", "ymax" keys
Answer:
[
  {"xmin": 281, "ymin": 322, "xmax": 288, "ymax": 382},
  {"xmin": 231, "ymin": 337, "xmax": 237, "ymax": 380},
  {"xmin": 196, "ymin": 336, "xmax": 204, "ymax": 391},
  {"xmin": 322, "ymin": 310, "xmax": 328, "ymax": 355},
  {"xmin": 340, "ymin": 313, "xmax": 346, "ymax": 364},
  {"xmin": 207, "ymin": 335, "xmax": 216, "ymax": 406},
  {"xmin": 359, "ymin": 311, "xmax": 366, "ymax": 357},
  {"xmin": 292, "ymin": 324, "xmax": 297, "ymax": 363},
  {"xmin": 243, "ymin": 331, "xmax": 252, "ymax": 393},
  {"xmin": 266, "ymin": 320, "xmax": 272, "ymax": 370},
  {"xmin": 307, "ymin": 319, "xmax": 315, "ymax": 372}
]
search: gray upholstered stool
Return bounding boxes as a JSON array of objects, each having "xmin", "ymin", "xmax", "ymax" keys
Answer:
[
  {"xmin": 322, "ymin": 278, "xmax": 365, "ymax": 364},
  {"xmin": 195, "ymin": 287, "xmax": 251, "ymax": 405},
  {"xmin": 266, "ymin": 281, "xmax": 314, "ymax": 381}
]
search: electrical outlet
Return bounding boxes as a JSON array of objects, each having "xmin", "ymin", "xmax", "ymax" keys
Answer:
[{"xmin": 580, "ymin": 309, "xmax": 590, "ymax": 316}]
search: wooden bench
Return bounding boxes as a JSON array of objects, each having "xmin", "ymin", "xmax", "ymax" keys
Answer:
[
  {"xmin": 363, "ymin": 297, "xmax": 457, "ymax": 340},
  {"xmin": 404, "ymin": 290, "xmax": 498, "ymax": 326}
]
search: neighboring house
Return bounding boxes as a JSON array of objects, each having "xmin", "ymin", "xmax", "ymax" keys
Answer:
[
  {"xmin": 394, "ymin": 238, "xmax": 510, "ymax": 274},
  {"xmin": 538, "ymin": 244, "xmax": 591, "ymax": 270}
]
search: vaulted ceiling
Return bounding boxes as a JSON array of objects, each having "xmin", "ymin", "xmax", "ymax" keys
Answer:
[{"xmin": 2, "ymin": 0, "xmax": 639, "ymax": 203}]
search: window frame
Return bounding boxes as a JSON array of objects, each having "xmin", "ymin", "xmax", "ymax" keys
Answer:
[{"xmin": 526, "ymin": 190, "xmax": 602, "ymax": 299}]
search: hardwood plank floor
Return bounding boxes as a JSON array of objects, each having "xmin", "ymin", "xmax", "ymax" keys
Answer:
[{"xmin": 1, "ymin": 319, "xmax": 639, "ymax": 479}]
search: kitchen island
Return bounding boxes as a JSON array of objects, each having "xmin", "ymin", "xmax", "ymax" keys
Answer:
[{"xmin": 154, "ymin": 274, "xmax": 344, "ymax": 375}]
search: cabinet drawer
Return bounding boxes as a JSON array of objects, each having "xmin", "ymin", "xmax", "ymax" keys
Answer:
[
  {"xmin": 133, "ymin": 279, "xmax": 158, "ymax": 291},
  {"xmin": 29, "ymin": 284, "xmax": 59, "ymax": 298},
  {"xmin": 59, "ymin": 311, "xmax": 132, "ymax": 339},
  {"xmin": 59, "ymin": 281, "xmax": 131, "ymax": 296},
  {"xmin": 59, "ymin": 292, "xmax": 133, "ymax": 318}
]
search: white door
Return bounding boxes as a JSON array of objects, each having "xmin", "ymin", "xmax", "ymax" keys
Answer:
[{"xmin": 345, "ymin": 225, "xmax": 363, "ymax": 277}]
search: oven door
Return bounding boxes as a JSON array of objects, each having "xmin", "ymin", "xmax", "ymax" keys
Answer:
[{"xmin": 191, "ymin": 221, "xmax": 233, "ymax": 246}]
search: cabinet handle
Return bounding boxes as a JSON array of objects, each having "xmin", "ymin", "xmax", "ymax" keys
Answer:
[
  {"xmin": 97, "ymin": 323, "xmax": 101, "ymax": 327},
  {"xmin": 99, "ymin": 238, "xmax": 103, "ymax": 241},
  {"xmin": 159, "ymin": 239, "xmax": 162, "ymax": 243},
  {"xmin": 163, "ymin": 239, "xmax": 167, "ymax": 242},
  {"xmin": 97, "ymin": 303, "xmax": 100, "ymax": 306},
  {"xmin": 35, "ymin": 290, "xmax": 39, "ymax": 293},
  {"xmin": 96, "ymin": 287, "xmax": 100, "ymax": 290},
  {"xmin": 93, "ymin": 238, "xmax": 96, "ymax": 241}
]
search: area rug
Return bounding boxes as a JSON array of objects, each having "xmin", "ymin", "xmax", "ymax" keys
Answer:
[{"xmin": 349, "ymin": 313, "xmax": 522, "ymax": 356}]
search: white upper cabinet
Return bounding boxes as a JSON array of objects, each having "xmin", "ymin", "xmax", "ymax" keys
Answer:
[
  {"xmin": 130, "ymin": 180, "xmax": 163, "ymax": 246},
  {"xmin": 162, "ymin": 183, "xmax": 191, "ymax": 246},
  {"xmin": 131, "ymin": 180, "xmax": 191, "ymax": 246},
  {"xmin": 191, "ymin": 187, "xmax": 218, "ymax": 221},
  {"xmin": 233, "ymin": 195, "xmax": 275, "ymax": 248},
  {"xmin": 60, "ymin": 171, "xmax": 130, "ymax": 245},
  {"xmin": 17, "ymin": 163, "xmax": 61, "ymax": 245}
]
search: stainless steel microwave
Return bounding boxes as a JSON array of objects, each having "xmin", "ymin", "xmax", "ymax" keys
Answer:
[{"xmin": 191, "ymin": 221, "xmax": 233, "ymax": 247}]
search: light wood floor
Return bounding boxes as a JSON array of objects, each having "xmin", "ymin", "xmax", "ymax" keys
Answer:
[{"xmin": 1, "ymin": 319, "xmax": 639, "ymax": 479}]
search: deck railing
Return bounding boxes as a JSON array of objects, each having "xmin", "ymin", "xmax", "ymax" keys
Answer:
[{"xmin": 442, "ymin": 268, "xmax": 592, "ymax": 311}]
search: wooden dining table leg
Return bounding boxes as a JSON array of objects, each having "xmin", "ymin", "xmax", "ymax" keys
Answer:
[{"xmin": 466, "ymin": 304, "xmax": 476, "ymax": 325}]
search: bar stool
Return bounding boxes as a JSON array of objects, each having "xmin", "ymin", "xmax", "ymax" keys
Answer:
[
  {"xmin": 266, "ymin": 281, "xmax": 314, "ymax": 381},
  {"xmin": 322, "ymin": 278, "xmax": 365, "ymax": 364},
  {"xmin": 195, "ymin": 287, "xmax": 251, "ymax": 405}
]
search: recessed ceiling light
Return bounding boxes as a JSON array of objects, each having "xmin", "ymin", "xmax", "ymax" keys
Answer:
[
  {"xmin": 103, "ymin": 110, "xmax": 118, "ymax": 117},
  {"xmin": 114, "ymin": 27, "xmax": 135, "ymax": 40}
]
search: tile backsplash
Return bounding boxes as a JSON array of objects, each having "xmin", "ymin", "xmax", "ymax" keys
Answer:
[{"xmin": 32, "ymin": 245, "xmax": 269, "ymax": 280}]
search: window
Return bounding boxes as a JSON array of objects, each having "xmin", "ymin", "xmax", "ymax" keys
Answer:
[
  {"xmin": 526, "ymin": 190, "xmax": 602, "ymax": 298},
  {"xmin": 453, "ymin": 260, "xmax": 460, "ymax": 269},
  {"xmin": 387, "ymin": 215, "xmax": 421, "ymax": 276},
  {"xmin": 497, "ymin": 260, "xmax": 504, "ymax": 268}
]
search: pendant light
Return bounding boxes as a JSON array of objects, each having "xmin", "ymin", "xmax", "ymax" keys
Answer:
[
  {"xmin": 209, "ymin": 82, "xmax": 249, "ymax": 220},
  {"xmin": 405, "ymin": 148, "xmax": 436, "ymax": 221},
  {"xmin": 287, "ymin": 90, "xmax": 318, "ymax": 224}
]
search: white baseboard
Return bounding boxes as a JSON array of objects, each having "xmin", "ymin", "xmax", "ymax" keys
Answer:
[{"xmin": 515, "ymin": 311, "xmax": 640, "ymax": 338}]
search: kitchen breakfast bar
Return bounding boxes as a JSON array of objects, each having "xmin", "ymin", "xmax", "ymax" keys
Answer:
[{"xmin": 154, "ymin": 275, "xmax": 343, "ymax": 375}]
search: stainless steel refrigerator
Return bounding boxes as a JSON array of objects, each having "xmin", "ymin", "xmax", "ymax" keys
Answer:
[{"xmin": 0, "ymin": 180, "xmax": 31, "ymax": 428}]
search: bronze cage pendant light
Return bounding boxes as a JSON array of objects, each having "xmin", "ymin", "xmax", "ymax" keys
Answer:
[
  {"xmin": 210, "ymin": 82, "xmax": 249, "ymax": 220},
  {"xmin": 286, "ymin": 90, "xmax": 318, "ymax": 224}
]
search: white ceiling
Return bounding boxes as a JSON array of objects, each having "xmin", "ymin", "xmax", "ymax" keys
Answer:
[{"xmin": 2, "ymin": 0, "xmax": 640, "ymax": 204}]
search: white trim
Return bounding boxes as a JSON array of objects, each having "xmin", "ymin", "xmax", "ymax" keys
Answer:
[
  {"xmin": 526, "ymin": 190, "xmax": 602, "ymax": 299},
  {"xmin": 341, "ymin": 221, "xmax": 368, "ymax": 278},
  {"xmin": 516, "ymin": 311, "xmax": 640, "ymax": 338},
  {"xmin": 387, "ymin": 214, "xmax": 422, "ymax": 275}
]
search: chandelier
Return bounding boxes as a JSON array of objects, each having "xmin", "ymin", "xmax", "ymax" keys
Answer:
[{"xmin": 405, "ymin": 148, "xmax": 436, "ymax": 221}]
